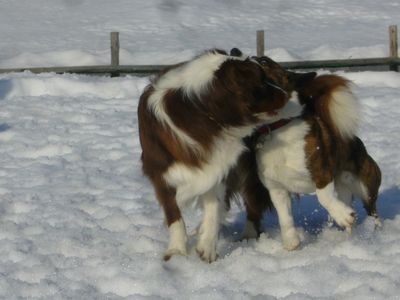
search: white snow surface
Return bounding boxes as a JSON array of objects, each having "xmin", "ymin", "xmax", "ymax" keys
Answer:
[
  {"xmin": 1, "ymin": 1, "xmax": 400, "ymax": 299},
  {"xmin": 1, "ymin": 0, "xmax": 400, "ymax": 67}
]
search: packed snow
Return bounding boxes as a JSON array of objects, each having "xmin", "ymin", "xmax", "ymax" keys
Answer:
[{"xmin": 1, "ymin": 0, "xmax": 400, "ymax": 299}]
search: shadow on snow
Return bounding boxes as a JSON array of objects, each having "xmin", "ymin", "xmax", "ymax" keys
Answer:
[
  {"xmin": 0, "ymin": 123, "xmax": 11, "ymax": 132},
  {"xmin": 0, "ymin": 79, "xmax": 12, "ymax": 100},
  {"xmin": 225, "ymin": 187, "xmax": 400, "ymax": 239}
]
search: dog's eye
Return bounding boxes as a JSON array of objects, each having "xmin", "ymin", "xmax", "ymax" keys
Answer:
[{"xmin": 260, "ymin": 59, "xmax": 268, "ymax": 66}]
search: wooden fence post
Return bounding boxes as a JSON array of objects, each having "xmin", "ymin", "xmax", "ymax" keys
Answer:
[
  {"xmin": 256, "ymin": 30, "xmax": 265, "ymax": 57},
  {"xmin": 110, "ymin": 32, "xmax": 120, "ymax": 76},
  {"xmin": 111, "ymin": 32, "xmax": 120, "ymax": 66},
  {"xmin": 389, "ymin": 25, "xmax": 398, "ymax": 71}
]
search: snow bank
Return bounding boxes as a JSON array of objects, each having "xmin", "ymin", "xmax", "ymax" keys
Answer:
[
  {"xmin": 1, "ymin": 0, "xmax": 399, "ymax": 68},
  {"xmin": 0, "ymin": 72, "xmax": 143, "ymax": 99}
]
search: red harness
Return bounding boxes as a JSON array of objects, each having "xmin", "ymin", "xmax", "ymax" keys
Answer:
[
  {"xmin": 254, "ymin": 118, "xmax": 296, "ymax": 149},
  {"xmin": 257, "ymin": 118, "xmax": 294, "ymax": 135}
]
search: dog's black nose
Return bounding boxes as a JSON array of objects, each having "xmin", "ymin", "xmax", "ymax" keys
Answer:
[{"xmin": 230, "ymin": 48, "xmax": 242, "ymax": 57}]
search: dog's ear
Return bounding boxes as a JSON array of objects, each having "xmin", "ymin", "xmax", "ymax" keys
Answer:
[
  {"xmin": 289, "ymin": 71, "xmax": 317, "ymax": 88},
  {"xmin": 230, "ymin": 48, "xmax": 243, "ymax": 57},
  {"xmin": 288, "ymin": 72, "xmax": 317, "ymax": 106}
]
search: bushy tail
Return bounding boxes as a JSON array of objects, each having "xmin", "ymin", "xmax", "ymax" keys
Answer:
[{"xmin": 304, "ymin": 75, "xmax": 361, "ymax": 139}]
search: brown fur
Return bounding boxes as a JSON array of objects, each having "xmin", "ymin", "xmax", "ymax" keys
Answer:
[
  {"xmin": 300, "ymin": 75, "xmax": 381, "ymax": 211},
  {"xmin": 303, "ymin": 114, "xmax": 381, "ymax": 216}
]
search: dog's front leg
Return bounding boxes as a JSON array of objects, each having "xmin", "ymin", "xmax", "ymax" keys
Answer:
[
  {"xmin": 327, "ymin": 180, "xmax": 354, "ymax": 227},
  {"xmin": 196, "ymin": 186, "xmax": 223, "ymax": 263},
  {"xmin": 269, "ymin": 187, "xmax": 300, "ymax": 250},
  {"xmin": 153, "ymin": 181, "xmax": 188, "ymax": 261},
  {"xmin": 164, "ymin": 218, "xmax": 188, "ymax": 260},
  {"xmin": 316, "ymin": 182, "xmax": 356, "ymax": 232}
]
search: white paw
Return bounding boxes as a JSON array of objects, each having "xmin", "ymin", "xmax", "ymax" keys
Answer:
[
  {"xmin": 163, "ymin": 247, "xmax": 188, "ymax": 261},
  {"xmin": 282, "ymin": 228, "xmax": 300, "ymax": 251},
  {"xmin": 374, "ymin": 216, "xmax": 382, "ymax": 229},
  {"xmin": 196, "ymin": 239, "xmax": 218, "ymax": 263},
  {"xmin": 329, "ymin": 202, "xmax": 356, "ymax": 230}
]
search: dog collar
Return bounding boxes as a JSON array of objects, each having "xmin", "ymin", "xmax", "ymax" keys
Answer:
[
  {"xmin": 255, "ymin": 118, "xmax": 295, "ymax": 149},
  {"xmin": 257, "ymin": 118, "xmax": 294, "ymax": 135}
]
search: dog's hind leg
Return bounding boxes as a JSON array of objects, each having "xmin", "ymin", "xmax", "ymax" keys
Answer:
[
  {"xmin": 360, "ymin": 158, "xmax": 381, "ymax": 228},
  {"xmin": 351, "ymin": 156, "xmax": 382, "ymax": 228},
  {"xmin": 242, "ymin": 178, "xmax": 272, "ymax": 240},
  {"xmin": 196, "ymin": 185, "xmax": 223, "ymax": 263},
  {"xmin": 269, "ymin": 187, "xmax": 300, "ymax": 250},
  {"xmin": 345, "ymin": 138, "xmax": 382, "ymax": 227},
  {"xmin": 238, "ymin": 150, "xmax": 273, "ymax": 239}
]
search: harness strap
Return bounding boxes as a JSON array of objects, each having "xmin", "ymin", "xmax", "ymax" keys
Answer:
[
  {"xmin": 254, "ymin": 118, "xmax": 296, "ymax": 150},
  {"xmin": 257, "ymin": 118, "xmax": 294, "ymax": 135}
]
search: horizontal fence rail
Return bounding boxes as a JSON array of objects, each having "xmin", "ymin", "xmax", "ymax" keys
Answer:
[
  {"xmin": 282, "ymin": 57, "xmax": 400, "ymax": 70},
  {"xmin": 0, "ymin": 65, "xmax": 165, "ymax": 75},
  {"xmin": 0, "ymin": 25, "xmax": 398, "ymax": 76},
  {"xmin": 0, "ymin": 57, "xmax": 399, "ymax": 76}
]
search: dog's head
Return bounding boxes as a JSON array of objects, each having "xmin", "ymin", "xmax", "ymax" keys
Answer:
[
  {"xmin": 250, "ymin": 54, "xmax": 317, "ymax": 96},
  {"xmin": 210, "ymin": 52, "xmax": 295, "ymax": 125},
  {"xmin": 227, "ymin": 48, "xmax": 316, "ymax": 122}
]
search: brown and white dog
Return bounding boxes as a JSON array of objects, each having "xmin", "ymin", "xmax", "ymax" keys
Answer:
[
  {"xmin": 137, "ymin": 49, "xmax": 303, "ymax": 262},
  {"xmin": 238, "ymin": 56, "xmax": 382, "ymax": 250}
]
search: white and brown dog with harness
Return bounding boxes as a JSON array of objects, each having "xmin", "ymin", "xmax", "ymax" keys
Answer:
[{"xmin": 227, "ymin": 52, "xmax": 381, "ymax": 250}]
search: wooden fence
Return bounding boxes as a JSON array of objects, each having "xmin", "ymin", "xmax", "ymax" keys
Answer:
[{"xmin": 0, "ymin": 25, "xmax": 398, "ymax": 76}]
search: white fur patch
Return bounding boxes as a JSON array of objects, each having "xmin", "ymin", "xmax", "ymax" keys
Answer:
[
  {"xmin": 316, "ymin": 182, "xmax": 339, "ymax": 208},
  {"xmin": 279, "ymin": 92, "xmax": 304, "ymax": 119},
  {"xmin": 330, "ymin": 87, "xmax": 361, "ymax": 138},
  {"xmin": 157, "ymin": 52, "xmax": 229, "ymax": 98},
  {"xmin": 254, "ymin": 91, "xmax": 304, "ymax": 122},
  {"xmin": 148, "ymin": 90, "xmax": 201, "ymax": 150},
  {"xmin": 164, "ymin": 126, "xmax": 252, "ymax": 205},
  {"xmin": 257, "ymin": 119, "xmax": 314, "ymax": 193}
]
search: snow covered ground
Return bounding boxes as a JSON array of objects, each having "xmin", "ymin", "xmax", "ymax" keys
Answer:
[{"xmin": 1, "ymin": 0, "xmax": 400, "ymax": 299}]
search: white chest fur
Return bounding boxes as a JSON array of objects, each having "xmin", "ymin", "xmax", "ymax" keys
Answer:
[
  {"xmin": 256, "ymin": 119, "xmax": 315, "ymax": 193},
  {"xmin": 163, "ymin": 128, "xmax": 251, "ymax": 207}
]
